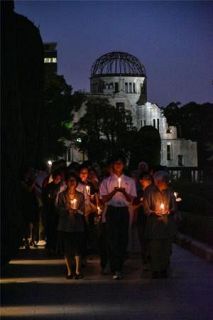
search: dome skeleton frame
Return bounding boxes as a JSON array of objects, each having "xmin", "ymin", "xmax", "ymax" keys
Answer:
[{"xmin": 91, "ymin": 51, "xmax": 146, "ymax": 77}]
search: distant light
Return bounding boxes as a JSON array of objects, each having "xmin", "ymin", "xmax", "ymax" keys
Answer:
[
  {"xmin": 44, "ymin": 57, "xmax": 57, "ymax": 63},
  {"xmin": 47, "ymin": 160, "xmax": 53, "ymax": 166},
  {"xmin": 76, "ymin": 138, "xmax": 82, "ymax": 143}
]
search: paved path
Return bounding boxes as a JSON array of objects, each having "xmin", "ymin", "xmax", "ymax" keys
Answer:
[{"xmin": 1, "ymin": 245, "xmax": 213, "ymax": 320}]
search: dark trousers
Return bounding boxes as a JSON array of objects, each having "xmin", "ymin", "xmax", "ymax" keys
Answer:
[
  {"xmin": 137, "ymin": 217, "xmax": 149, "ymax": 264},
  {"xmin": 46, "ymin": 212, "xmax": 58, "ymax": 252},
  {"xmin": 106, "ymin": 206, "xmax": 129, "ymax": 273},
  {"xmin": 98, "ymin": 223, "xmax": 109, "ymax": 269},
  {"xmin": 150, "ymin": 239, "xmax": 172, "ymax": 273}
]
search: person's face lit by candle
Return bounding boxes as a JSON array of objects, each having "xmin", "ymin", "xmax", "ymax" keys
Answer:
[
  {"xmin": 79, "ymin": 167, "xmax": 89, "ymax": 183},
  {"xmin": 139, "ymin": 173, "xmax": 153, "ymax": 191},
  {"xmin": 67, "ymin": 176, "xmax": 77, "ymax": 192},
  {"xmin": 113, "ymin": 160, "xmax": 124, "ymax": 177},
  {"xmin": 155, "ymin": 180, "xmax": 168, "ymax": 191},
  {"xmin": 52, "ymin": 174, "xmax": 62, "ymax": 185}
]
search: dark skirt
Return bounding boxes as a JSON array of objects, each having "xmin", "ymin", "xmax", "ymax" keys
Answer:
[{"xmin": 57, "ymin": 231, "xmax": 84, "ymax": 256}]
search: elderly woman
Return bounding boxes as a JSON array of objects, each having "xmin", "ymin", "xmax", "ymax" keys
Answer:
[
  {"xmin": 143, "ymin": 170, "xmax": 177, "ymax": 278},
  {"xmin": 57, "ymin": 173, "xmax": 85, "ymax": 279}
]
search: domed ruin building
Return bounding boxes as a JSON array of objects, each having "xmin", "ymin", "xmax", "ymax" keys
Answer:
[{"xmin": 71, "ymin": 51, "xmax": 198, "ymax": 168}]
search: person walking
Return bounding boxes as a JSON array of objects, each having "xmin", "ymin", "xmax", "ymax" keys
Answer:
[
  {"xmin": 99, "ymin": 156, "xmax": 137, "ymax": 280},
  {"xmin": 57, "ymin": 173, "xmax": 85, "ymax": 279},
  {"xmin": 133, "ymin": 173, "xmax": 153, "ymax": 271},
  {"xmin": 143, "ymin": 171, "xmax": 177, "ymax": 278},
  {"xmin": 42, "ymin": 170, "xmax": 62, "ymax": 255}
]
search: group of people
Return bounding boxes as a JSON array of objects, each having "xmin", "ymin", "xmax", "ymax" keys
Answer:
[{"xmin": 21, "ymin": 156, "xmax": 178, "ymax": 280}]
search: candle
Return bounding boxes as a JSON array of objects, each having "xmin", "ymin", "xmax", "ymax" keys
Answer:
[
  {"xmin": 118, "ymin": 177, "xmax": 121, "ymax": 188},
  {"xmin": 70, "ymin": 198, "xmax": 77, "ymax": 210},
  {"xmin": 160, "ymin": 202, "xmax": 165, "ymax": 215},
  {"xmin": 97, "ymin": 206, "xmax": 102, "ymax": 215},
  {"xmin": 174, "ymin": 191, "xmax": 182, "ymax": 202},
  {"xmin": 86, "ymin": 185, "xmax": 90, "ymax": 195}
]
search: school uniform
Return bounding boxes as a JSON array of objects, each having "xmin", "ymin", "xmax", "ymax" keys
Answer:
[
  {"xmin": 57, "ymin": 191, "xmax": 85, "ymax": 257},
  {"xmin": 99, "ymin": 174, "xmax": 137, "ymax": 273}
]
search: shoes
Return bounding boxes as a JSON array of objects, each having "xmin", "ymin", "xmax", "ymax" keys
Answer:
[
  {"xmin": 75, "ymin": 273, "xmax": 84, "ymax": 280},
  {"xmin": 160, "ymin": 270, "xmax": 168, "ymax": 278},
  {"xmin": 152, "ymin": 272, "xmax": 160, "ymax": 279},
  {"xmin": 152, "ymin": 271, "xmax": 168, "ymax": 279},
  {"xmin": 101, "ymin": 263, "xmax": 111, "ymax": 275},
  {"xmin": 112, "ymin": 272, "xmax": 123, "ymax": 280},
  {"xmin": 66, "ymin": 274, "xmax": 74, "ymax": 279},
  {"xmin": 29, "ymin": 241, "xmax": 38, "ymax": 248},
  {"xmin": 143, "ymin": 263, "xmax": 150, "ymax": 272}
]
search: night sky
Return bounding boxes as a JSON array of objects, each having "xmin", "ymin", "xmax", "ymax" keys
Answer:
[{"xmin": 15, "ymin": 0, "xmax": 213, "ymax": 106}]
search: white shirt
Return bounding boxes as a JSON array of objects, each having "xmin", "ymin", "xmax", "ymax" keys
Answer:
[
  {"xmin": 99, "ymin": 174, "xmax": 137, "ymax": 207},
  {"xmin": 76, "ymin": 183, "xmax": 90, "ymax": 204}
]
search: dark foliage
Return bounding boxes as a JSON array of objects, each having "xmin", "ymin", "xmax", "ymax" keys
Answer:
[
  {"xmin": 129, "ymin": 126, "xmax": 161, "ymax": 169},
  {"xmin": 72, "ymin": 97, "xmax": 136, "ymax": 162},
  {"xmin": 164, "ymin": 102, "xmax": 213, "ymax": 169},
  {"xmin": 1, "ymin": 2, "xmax": 44, "ymax": 264},
  {"xmin": 40, "ymin": 72, "xmax": 73, "ymax": 160}
]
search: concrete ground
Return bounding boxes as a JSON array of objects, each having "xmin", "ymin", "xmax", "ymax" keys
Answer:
[{"xmin": 1, "ymin": 245, "xmax": 213, "ymax": 320}]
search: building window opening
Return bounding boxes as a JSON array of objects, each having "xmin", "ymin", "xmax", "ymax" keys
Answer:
[
  {"xmin": 153, "ymin": 119, "xmax": 156, "ymax": 128},
  {"xmin": 44, "ymin": 57, "xmax": 57, "ymax": 63},
  {"xmin": 125, "ymin": 82, "xmax": 128, "ymax": 93},
  {"xmin": 144, "ymin": 120, "xmax": 146, "ymax": 126},
  {"xmin": 133, "ymin": 83, "xmax": 136, "ymax": 93},
  {"xmin": 129, "ymin": 83, "xmax": 132, "ymax": 93},
  {"xmin": 157, "ymin": 119, "xmax": 160, "ymax": 130},
  {"xmin": 115, "ymin": 82, "xmax": 119, "ymax": 93},
  {"xmin": 116, "ymin": 102, "xmax": 125, "ymax": 111},
  {"xmin": 178, "ymin": 155, "xmax": 183, "ymax": 166},
  {"xmin": 67, "ymin": 149, "xmax": 71, "ymax": 162},
  {"xmin": 167, "ymin": 144, "xmax": 171, "ymax": 161}
]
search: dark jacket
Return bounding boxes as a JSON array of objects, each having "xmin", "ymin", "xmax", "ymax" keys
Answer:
[{"xmin": 57, "ymin": 190, "xmax": 85, "ymax": 233}]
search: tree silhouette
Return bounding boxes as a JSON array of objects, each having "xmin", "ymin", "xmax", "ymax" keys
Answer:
[{"xmin": 72, "ymin": 97, "xmax": 136, "ymax": 162}]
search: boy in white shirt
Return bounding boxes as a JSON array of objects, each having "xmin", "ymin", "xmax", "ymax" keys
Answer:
[{"xmin": 99, "ymin": 156, "xmax": 136, "ymax": 280}]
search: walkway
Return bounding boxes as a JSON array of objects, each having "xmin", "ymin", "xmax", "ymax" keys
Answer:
[{"xmin": 1, "ymin": 245, "xmax": 213, "ymax": 320}]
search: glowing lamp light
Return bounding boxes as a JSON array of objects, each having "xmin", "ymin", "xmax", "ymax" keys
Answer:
[
  {"xmin": 174, "ymin": 191, "xmax": 182, "ymax": 202},
  {"xmin": 47, "ymin": 160, "xmax": 52, "ymax": 167},
  {"xmin": 118, "ymin": 177, "xmax": 121, "ymax": 188}
]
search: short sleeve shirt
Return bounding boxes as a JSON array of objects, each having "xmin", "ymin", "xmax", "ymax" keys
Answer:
[{"xmin": 99, "ymin": 174, "xmax": 137, "ymax": 207}]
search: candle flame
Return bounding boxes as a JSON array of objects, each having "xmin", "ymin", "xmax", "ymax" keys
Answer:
[
  {"xmin": 70, "ymin": 198, "xmax": 77, "ymax": 209},
  {"xmin": 86, "ymin": 185, "xmax": 90, "ymax": 195},
  {"xmin": 160, "ymin": 203, "xmax": 165, "ymax": 210}
]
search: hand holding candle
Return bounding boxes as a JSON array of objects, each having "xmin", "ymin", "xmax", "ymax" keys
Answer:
[
  {"xmin": 86, "ymin": 185, "xmax": 90, "ymax": 195},
  {"xmin": 158, "ymin": 202, "xmax": 168, "ymax": 216},
  {"xmin": 70, "ymin": 198, "xmax": 77, "ymax": 210},
  {"xmin": 97, "ymin": 206, "xmax": 102, "ymax": 215}
]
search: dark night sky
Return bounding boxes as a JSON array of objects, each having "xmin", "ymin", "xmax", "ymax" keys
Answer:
[{"xmin": 15, "ymin": 0, "xmax": 213, "ymax": 106}]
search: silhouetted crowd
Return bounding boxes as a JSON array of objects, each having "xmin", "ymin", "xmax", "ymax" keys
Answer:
[{"xmin": 21, "ymin": 156, "xmax": 179, "ymax": 280}]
